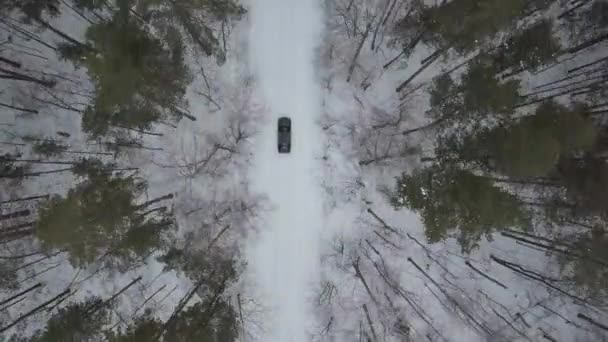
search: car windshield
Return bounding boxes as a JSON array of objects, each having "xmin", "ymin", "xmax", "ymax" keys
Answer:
[{"xmin": 279, "ymin": 126, "xmax": 289, "ymax": 132}]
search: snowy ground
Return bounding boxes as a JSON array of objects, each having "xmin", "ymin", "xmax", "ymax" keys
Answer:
[
  {"xmin": 245, "ymin": 0, "xmax": 325, "ymax": 341},
  {"xmin": 3, "ymin": 0, "xmax": 607, "ymax": 341}
]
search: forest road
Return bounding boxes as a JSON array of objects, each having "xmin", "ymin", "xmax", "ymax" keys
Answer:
[{"xmin": 248, "ymin": 0, "xmax": 324, "ymax": 341}]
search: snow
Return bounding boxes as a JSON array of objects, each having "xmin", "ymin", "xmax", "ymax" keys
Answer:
[
  {"xmin": 2, "ymin": 1, "xmax": 608, "ymax": 340},
  {"xmin": 246, "ymin": 0, "xmax": 325, "ymax": 340}
]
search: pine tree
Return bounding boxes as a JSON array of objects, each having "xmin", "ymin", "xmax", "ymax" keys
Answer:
[
  {"xmin": 419, "ymin": 0, "xmax": 528, "ymax": 53},
  {"xmin": 392, "ymin": 165, "xmax": 530, "ymax": 252},
  {"xmin": 29, "ymin": 297, "xmax": 110, "ymax": 342},
  {"xmin": 105, "ymin": 313, "xmax": 164, "ymax": 342},
  {"xmin": 35, "ymin": 160, "xmax": 173, "ymax": 268},
  {"xmin": 558, "ymin": 230, "xmax": 608, "ymax": 303},
  {"xmin": 60, "ymin": 12, "xmax": 190, "ymax": 136},
  {"xmin": 166, "ymin": 299, "xmax": 238, "ymax": 342},
  {"xmin": 487, "ymin": 19, "xmax": 561, "ymax": 75}
]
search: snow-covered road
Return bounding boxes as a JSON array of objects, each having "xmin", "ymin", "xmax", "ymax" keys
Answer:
[{"xmin": 248, "ymin": 0, "xmax": 324, "ymax": 341}]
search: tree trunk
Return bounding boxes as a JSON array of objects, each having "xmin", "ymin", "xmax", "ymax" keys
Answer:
[
  {"xmin": 45, "ymin": 291, "xmax": 71, "ymax": 313},
  {"xmin": 465, "ymin": 261, "xmax": 507, "ymax": 289},
  {"xmin": 207, "ymin": 224, "xmax": 231, "ymax": 250},
  {"xmin": 558, "ymin": 0, "xmax": 592, "ymax": 18},
  {"xmin": 381, "ymin": 0, "xmax": 399, "ymax": 26},
  {"xmin": 132, "ymin": 284, "xmax": 167, "ymax": 316},
  {"xmin": 180, "ymin": 271, "xmax": 232, "ymax": 341},
  {"xmin": 135, "ymin": 194, "xmax": 174, "ymax": 210},
  {"xmin": 502, "ymin": 228, "xmax": 575, "ymax": 248},
  {"xmin": 0, "ymin": 18, "xmax": 57, "ymax": 50},
  {"xmin": 0, "ymin": 194, "xmax": 49, "ymax": 204},
  {"xmin": 491, "ymin": 255, "xmax": 588, "ymax": 304},
  {"xmin": 489, "ymin": 307, "xmax": 531, "ymax": 341},
  {"xmin": 533, "ymin": 64, "xmax": 605, "ymax": 90},
  {"xmin": 539, "ymin": 328, "xmax": 557, "ymax": 342},
  {"xmin": 0, "ymin": 221, "xmax": 34, "ymax": 235},
  {"xmin": 172, "ymin": 5, "xmax": 217, "ymax": 57},
  {"xmin": 409, "ymin": 257, "xmax": 492, "ymax": 335},
  {"xmin": 111, "ymin": 124, "xmax": 164, "ymax": 137},
  {"xmin": 565, "ymin": 219, "xmax": 594, "ymax": 230},
  {"xmin": 139, "ymin": 206, "xmax": 167, "ymax": 218},
  {"xmin": 0, "ymin": 250, "xmax": 41, "ymax": 260},
  {"xmin": 500, "ymin": 231, "xmax": 608, "ymax": 267},
  {"xmin": 0, "ymin": 56, "xmax": 21, "ymax": 68},
  {"xmin": 383, "ymin": 48, "xmax": 406, "ymax": 69},
  {"xmin": 0, "ymin": 209, "xmax": 30, "ymax": 221},
  {"xmin": 33, "ymin": 17, "xmax": 95, "ymax": 52},
  {"xmin": 577, "ymin": 313, "xmax": 608, "ymax": 331},
  {"xmin": 86, "ymin": 276, "xmax": 142, "ymax": 315},
  {"xmin": 10, "ymin": 252, "xmax": 62, "ymax": 273},
  {"xmin": 153, "ymin": 275, "xmax": 211, "ymax": 341},
  {"xmin": 0, "ymin": 297, "xmax": 27, "ymax": 311},
  {"xmin": 0, "ymin": 228, "xmax": 34, "ymax": 244},
  {"xmin": 362, "ymin": 304, "xmax": 378, "ymax": 342},
  {"xmin": 515, "ymin": 79, "xmax": 607, "ymax": 108},
  {"xmin": 0, "ymin": 101, "xmax": 38, "ymax": 114},
  {"xmin": 352, "ymin": 257, "xmax": 379, "ymax": 305},
  {"xmin": 0, "ymin": 288, "xmax": 70, "ymax": 333},
  {"xmin": 237, "ymin": 293, "xmax": 246, "ymax": 336},
  {"xmin": 0, "ymin": 167, "xmax": 73, "ymax": 178},
  {"xmin": 0, "ymin": 283, "xmax": 43, "ymax": 307},
  {"xmin": 538, "ymin": 303, "xmax": 583, "ymax": 329},
  {"xmin": 60, "ymin": 0, "xmax": 96, "ymax": 25},
  {"xmin": 401, "ymin": 111, "xmax": 455, "ymax": 136},
  {"xmin": 0, "ymin": 67, "xmax": 55, "ymax": 87},
  {"xmin": 347, "ymin": 23, "xmax": 373, "ymax": 83},
  {"xmin": 0, "ymin": 141, "xmax": 25, "ymax": 146},
  {"xmin": 481, "ymin": 175, "xmax": 561, "ymax": 187},
  {"xmin": 4, "ymin": 159, "xmax": 78, "ymax": 165},
  {"xmin": 395, "ymin": 49, "xmax": 442, "ymax": 92},
  {"xmin": 109, "ymin": 143, "xmax": 164, "ymax": 151},
  {"xmin": 171, "ymin": 106, "xmax": 197, "ymax": 121},
  {"xmin": 523, "ymin": 74, "xmax": 608, "ymax": 98},
  {"xmin": 568, "ymin": 55, "xmax": 608, "ymax": 74},
  {"xmin": 30, "ymin": 94, "xmax": 82, "ymax": 113},
  {"xmin": 63, "ymin": 150, "xmax": 114, "ymax": 156},
  {"xmin": 370, "ymin": 1, "xmax": 391, "ymax": 51},
  {"xmin": 366, "ymin": 208, "xmax": 403, "ymax": 237},
  {"xmin": 420, "ymin": 48, "xmax": 444, "ymax": 65},
  {"xmin": 566, "ymin": 32, "xmax": 608, "ymax": 55}
]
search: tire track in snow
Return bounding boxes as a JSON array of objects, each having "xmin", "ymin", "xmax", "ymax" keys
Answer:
[{"xmin": 247, "ymin": 0, "xmax": 324, "ymax": 341}]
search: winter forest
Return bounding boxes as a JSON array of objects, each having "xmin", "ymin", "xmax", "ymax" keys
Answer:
[{"xmin": 1, "ymin": 0, "xmax": 608, "ymax": 341}]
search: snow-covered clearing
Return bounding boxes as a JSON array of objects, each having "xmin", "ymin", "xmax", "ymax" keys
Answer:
[{"xmin": 246, "ymin": 0, "xmax": 325, "ymax": 341}]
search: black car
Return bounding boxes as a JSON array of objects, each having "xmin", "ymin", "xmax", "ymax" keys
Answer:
[{"xmin": 277, "ymin": 117, "xmax": 291, "ymax": 153}]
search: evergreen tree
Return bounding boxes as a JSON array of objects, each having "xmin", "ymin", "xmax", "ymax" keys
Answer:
[
  {"xmin": 424, "ymin": 61, "xmax": 521, "ymax": 131},
  {"xmin": 29, "ymin": 297, "xmax": 110, "ymax": 342},
  {"xmin": 557, "ymin": 156, "xmax": 608, "ymax": 218},
  {"xmin": 392, "ymin": 165, "xmax": 530, "ymax": 252},
  {"xmin": 158, "ymin": 244, "xmax": 237, "ymax": 287},
  {"xmin": 166, "ymin": 299, "xmax": 238, "ymax": 342},
  {"xmin": 487, "ymin": 19, "xmax": 561, "ymax": 74},
  {"xmin": 32, "ymin": 141, "xmax": 68, "ymax": 157},
  {"xmin": 60, "ymin": 12, "xmax": 190, "ymax": 136},
  {"xmin": 559, "ymin": 230, "xmax": 608, "ymax": 303},
  {"xmin": 105, "ymin": 313, "xmax": 164, "ymax": 342},
  {"xmin": 107, "ymin": 302, "xmax": 238, "ymax": 342},
  {"xmin": 35, "ymin": 159, "xmax": 174, "ymax": 268},
  {"xmin": 440, "ymin": 101, "xmax": 597, "ymax": 178},
  {"xmin": 420, "ymin": 0, "xmax": 527, "ymax": 53}
]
